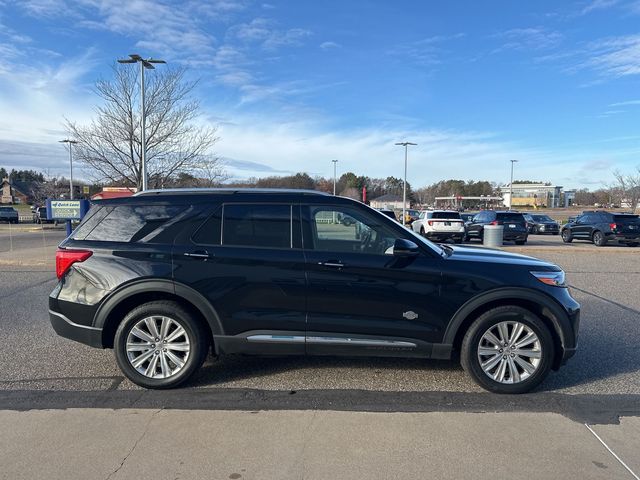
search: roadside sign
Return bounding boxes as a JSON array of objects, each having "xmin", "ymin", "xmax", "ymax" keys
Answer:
[
  {"xmin": 46, "ymin": 199, "xmax": 90, "ymax": 220},
  {"xmin": 83, "ymin": 186, "xmax": 90, "ymax": 194}
]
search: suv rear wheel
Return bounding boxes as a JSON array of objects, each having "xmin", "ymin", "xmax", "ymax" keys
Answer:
[
  {"xmin": 592, "ymin": 230, "xmax": 606, "ymax": 247},
  {"xmin": 461, "ymin": 306, "xmax": 554, "ymax": 394},
  {"xmin": 114, "ymin": 300, "xmax": 209, "ymax": 389},
  {"xmin": 561, "ymin": 229, "xmax": 572, "ymax": 243}
]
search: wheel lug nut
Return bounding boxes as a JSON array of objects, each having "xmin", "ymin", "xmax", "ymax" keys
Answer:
[
  {"xmin": 155, "ymin": 338, "xmax": 159, "ymax": 342},
  {"xmin": 503, "ymin": 355, "xmax": 507, "ymax": 359},
  {"xmin": 510, "ymin": 353, "xmax": 515, "ymax": 358},
  {"xmin": 155, "ymin": 350, "xmax": 159, "ymax": 355},
  {"xmin": 163, "ymin": 348, "xmax": 167, "ymax": 352},
  {"xmin": 151, "ymin": 344, "xmax": 155, "ymax": 348},
  {"xmin": 499, "ymin": 349, "xmax": 503, "ymax": 353}
]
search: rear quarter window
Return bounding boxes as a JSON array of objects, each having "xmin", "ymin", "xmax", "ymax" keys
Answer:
[{"xmin": 78, "ymin": 204, "xmax": 184, "ymax": 243}]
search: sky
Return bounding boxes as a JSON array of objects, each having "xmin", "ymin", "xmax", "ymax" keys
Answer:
[{"xmin": 0, "ymin": 0, "xmax": 639, "ymax": 189}]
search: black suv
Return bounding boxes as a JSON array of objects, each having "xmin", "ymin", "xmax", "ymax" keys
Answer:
[
  {"xmin": 49, "ymin": 189, "xmax": 580, "ymax": 394},
  {"xmin": 523, "ymin": 214, "xmax": 560, "ymax": 235},
  {"xmin": 466, "ymin": 211, "xmax": 529, "ymax": 245},
  {"xmin": 561, "ymin": 211, "xmax": 640, "ymax": 247}
]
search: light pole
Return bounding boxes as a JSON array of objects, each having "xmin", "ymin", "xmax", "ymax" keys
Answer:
[
  {"xmin": 117, "ymin": 54, "xmax": 166, "ymax": 191},
  {"xmin": 395, "ymin": 142, "xmax": 417, "ymax": 225},
  {"xmin": 509, "ymin": 159, "xmax": 518, "ymax": 210},
  {"xmin": 59, "ymin": 139, "xmax": 78, "ymax": 199},
  {"xmin": 331, "ymin": 159, "xmax": 338, "ymax": 195}
]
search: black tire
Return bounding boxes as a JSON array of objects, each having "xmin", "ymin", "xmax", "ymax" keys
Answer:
[
  {"xmin": 460, "ymin": 306, "xmax": 555, "ymax": 394},
  {"xmin": 561, "ymin": 229, "xmax": 572, "ymax": 243},
  {"xmin": 532, "ymin": 226, "xmax": 539, "ymax": 235},
  {"xmin": 592, "ymin": 230, "xmax": 606, "ymax": 247},
  {"xmin": 114, "ymin": 300, "xmax": 210, "ymax": 389},
  {"xmin": 420, "ymin": 227, "xmax": 425, "ymax": 236},
  {"xmin": 515, "ymin": 240, "xmax": 526, "ymax": 245},
  {"xmin": 629, "ymin": 243, "xmax": 639, "ymax": 247}
]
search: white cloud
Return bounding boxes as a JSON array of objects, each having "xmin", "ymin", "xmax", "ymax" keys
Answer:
[
  {"xmin": 582, "ymin": 34, "xmax": 640, "ymax": 77},
  {"xmin": 609, "ymin": 99, "xmax": 640, "ymax": 106},
  {"xmin": 492, "ymin": 27, "xmax": 562, "ymax": 53},
  {"xmin": 320, "ymin": 41, "xmax": 341, "ymax": 50},
  {"xmin": 580, "ymin": 0, "xmax": 619, "ymax": 15},
  {"xmin": 230, "ymin": 17, "xmax": 311, "ymax": 50}
]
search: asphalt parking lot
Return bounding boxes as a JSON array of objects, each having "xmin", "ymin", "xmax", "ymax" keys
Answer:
[{"xmin": 1, "ymin": 230, "xmax": 639, "ymax": 479}]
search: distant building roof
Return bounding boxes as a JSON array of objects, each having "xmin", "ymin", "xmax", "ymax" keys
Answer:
[
  {"xmin": 371, "ymin": 193, "xmax": 403, "ymax": 202},
  {"xmin": 91, "ymin": 187, "xmax": 136, "ymax": 200}
]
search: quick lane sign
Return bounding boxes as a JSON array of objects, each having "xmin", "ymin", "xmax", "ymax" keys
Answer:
[{"xmin": 46, "ymin": 199, "xmax": 90, "ymax": 220}]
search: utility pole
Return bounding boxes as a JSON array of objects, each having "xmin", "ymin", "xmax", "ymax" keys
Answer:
[
  {"xmin": 332, "ymin": 159, "xmax": 338, "ymax": 195},
  {"xmin": 395, "ymin": 142, "xmax": 417, "ymax": 225},
  {"xmin": 509, "ymin": 159, "xmax": 518, "ymax": 210}
]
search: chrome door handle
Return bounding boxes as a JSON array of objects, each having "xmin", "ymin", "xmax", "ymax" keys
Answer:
[
  {"xmin": 184, "ymin": 251, "xmax": 211, "ymax": 259},
  {"xmin": 318, "ymin": 261, "xmax": 345, "ymax": 268}
]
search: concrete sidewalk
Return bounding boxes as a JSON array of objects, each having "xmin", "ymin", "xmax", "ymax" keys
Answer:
[{"xmin": 0, "ymin": 409, "xmax": 637, "ymax": 480}]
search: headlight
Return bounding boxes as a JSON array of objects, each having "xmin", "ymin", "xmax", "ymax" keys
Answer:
[{"xmin": 531, "ymin": 271, "xmax": 566, "ymax": 287}]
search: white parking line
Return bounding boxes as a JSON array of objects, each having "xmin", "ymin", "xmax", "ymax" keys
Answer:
[{"xmin": 585, "ymin": 423, "xmax": 640, "ymax": 480}]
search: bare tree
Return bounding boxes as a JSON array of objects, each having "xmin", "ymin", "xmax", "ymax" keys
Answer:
[
  {"xmin": 66, "ymin": 65, "xmax": 222, "ymax": 189},
  {"xmin": 612, "ymin": 168, "xmax": 640, "ymax": 211}
]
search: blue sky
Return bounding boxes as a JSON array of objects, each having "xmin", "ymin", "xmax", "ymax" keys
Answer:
[{"xmin": 1, "ymin": 0, "xmax": 639, "ymax": 189}]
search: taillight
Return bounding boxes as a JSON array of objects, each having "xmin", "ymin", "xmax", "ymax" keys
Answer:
[
  {"xmin": 428, "ymin": 221, "xmax": 433, "ymax": 226},
  {"xmin": 56, "ymin": 249, "xmax": 92, "ymax": 280},
  {"xmin": 490, "ymin": 220, "xmax": 499, "ymax": 225},
  {"xmin": 609, "ymin": 223, "xmax": 617, "ymax": 231}
]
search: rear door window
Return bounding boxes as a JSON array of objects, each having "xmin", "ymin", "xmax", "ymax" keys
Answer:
[{"xmin": 222, "ymin": 204, "xmax": 291, "ymax": 249}]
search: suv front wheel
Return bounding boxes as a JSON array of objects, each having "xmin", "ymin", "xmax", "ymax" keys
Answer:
[
  {"xmin": 461, "ymin": 306, "xmax": 554, "ymax": 394},
  {"xmin": 114, "ymin": 300, "xmax": 209, "ymax": 389}
]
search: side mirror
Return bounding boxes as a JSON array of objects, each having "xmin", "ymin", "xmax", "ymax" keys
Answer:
[{"xmin": 393, "ymin": 238, "xmax": 420, "ymax": 257}]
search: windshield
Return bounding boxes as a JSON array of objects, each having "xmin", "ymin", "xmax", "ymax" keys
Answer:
[{"xmin": 532, "ymin": 215, "xmax": 553, "ymax": 222}]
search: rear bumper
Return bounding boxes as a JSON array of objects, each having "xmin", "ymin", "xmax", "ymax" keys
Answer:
[
  {"xmin": 426, "ymin": 231, "xmax": 464, "ymax": 241},
  {"xmin": 49, "ymin": 308, "xmax": 103, "ymax": 348},
  {"xmin": 503, "ymin": 232, "xmax": 528, "ymax": 241},
  {"xmin": 609, "ymin": 234, "xmax": 640, "ymax": 244}
]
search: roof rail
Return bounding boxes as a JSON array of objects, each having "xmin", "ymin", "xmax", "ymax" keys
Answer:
[{"xmin": 134, "ymin": 187, "xmax": 330, "ymax": 197}]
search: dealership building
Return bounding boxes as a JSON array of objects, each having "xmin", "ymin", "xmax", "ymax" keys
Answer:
[{"xmin": 499, "ymin": 183, "xmax": 575, "ymax": 208}]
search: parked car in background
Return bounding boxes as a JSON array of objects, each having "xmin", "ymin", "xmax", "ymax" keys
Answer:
[
  {"xmin": 0, "ymin": 206, "xmax": 19, "ymax": 224},
  {"xmin": 412, "ymin": 210, "xmax": 465, "ymax": 243},
  {"xmin": 523, "ymin": 214, "xmax": 560, "ymax": 235},
  {"xmin": 395, "ymin": 208, "xmax": 421, "ymax": 225},
  {"xmin": 49, "ymin": 188, "xmax": 580, "ymax": 394},
  {"xmin": 561, "ymin": 211, "xmax": 640, "ymax": 247},
  {"xmin": 33, "ymin": 206, "xmax": 54, "ymax": 224},
  {"xmin": 466, "ymin": 211, "xmax": 528, "ymax": 245},
  {"xmin": 376, "ymin": 208, "xmax": 398, "ymax": 221}
]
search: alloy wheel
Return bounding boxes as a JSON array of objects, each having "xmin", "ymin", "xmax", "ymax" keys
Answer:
[
  {"xmin": 125, "ymin": 315, "xmax": 191, "ymax": 379},
  {"xmin": 477, "ymin": 321, "xmax": 542, "ymax": 384}
]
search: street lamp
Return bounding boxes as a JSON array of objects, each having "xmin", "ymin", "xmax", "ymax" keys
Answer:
[
  {"xmin": 117, "ymin": 54, "xmax": 166, "ymax": 191},
  {"xmin": 331, "ymin": 159, "xmax": 338, "ymax": 195},
  {"xmin": 59, "ymin": 139, "xmax": 78, "ymax": 199},
  {"xmin": 509, "ymin": 159, "xmax": 518, "ymax": 210},
  {"xmin": 395, "ymin": 141, "xmax": 417, "ymax": 225}
]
